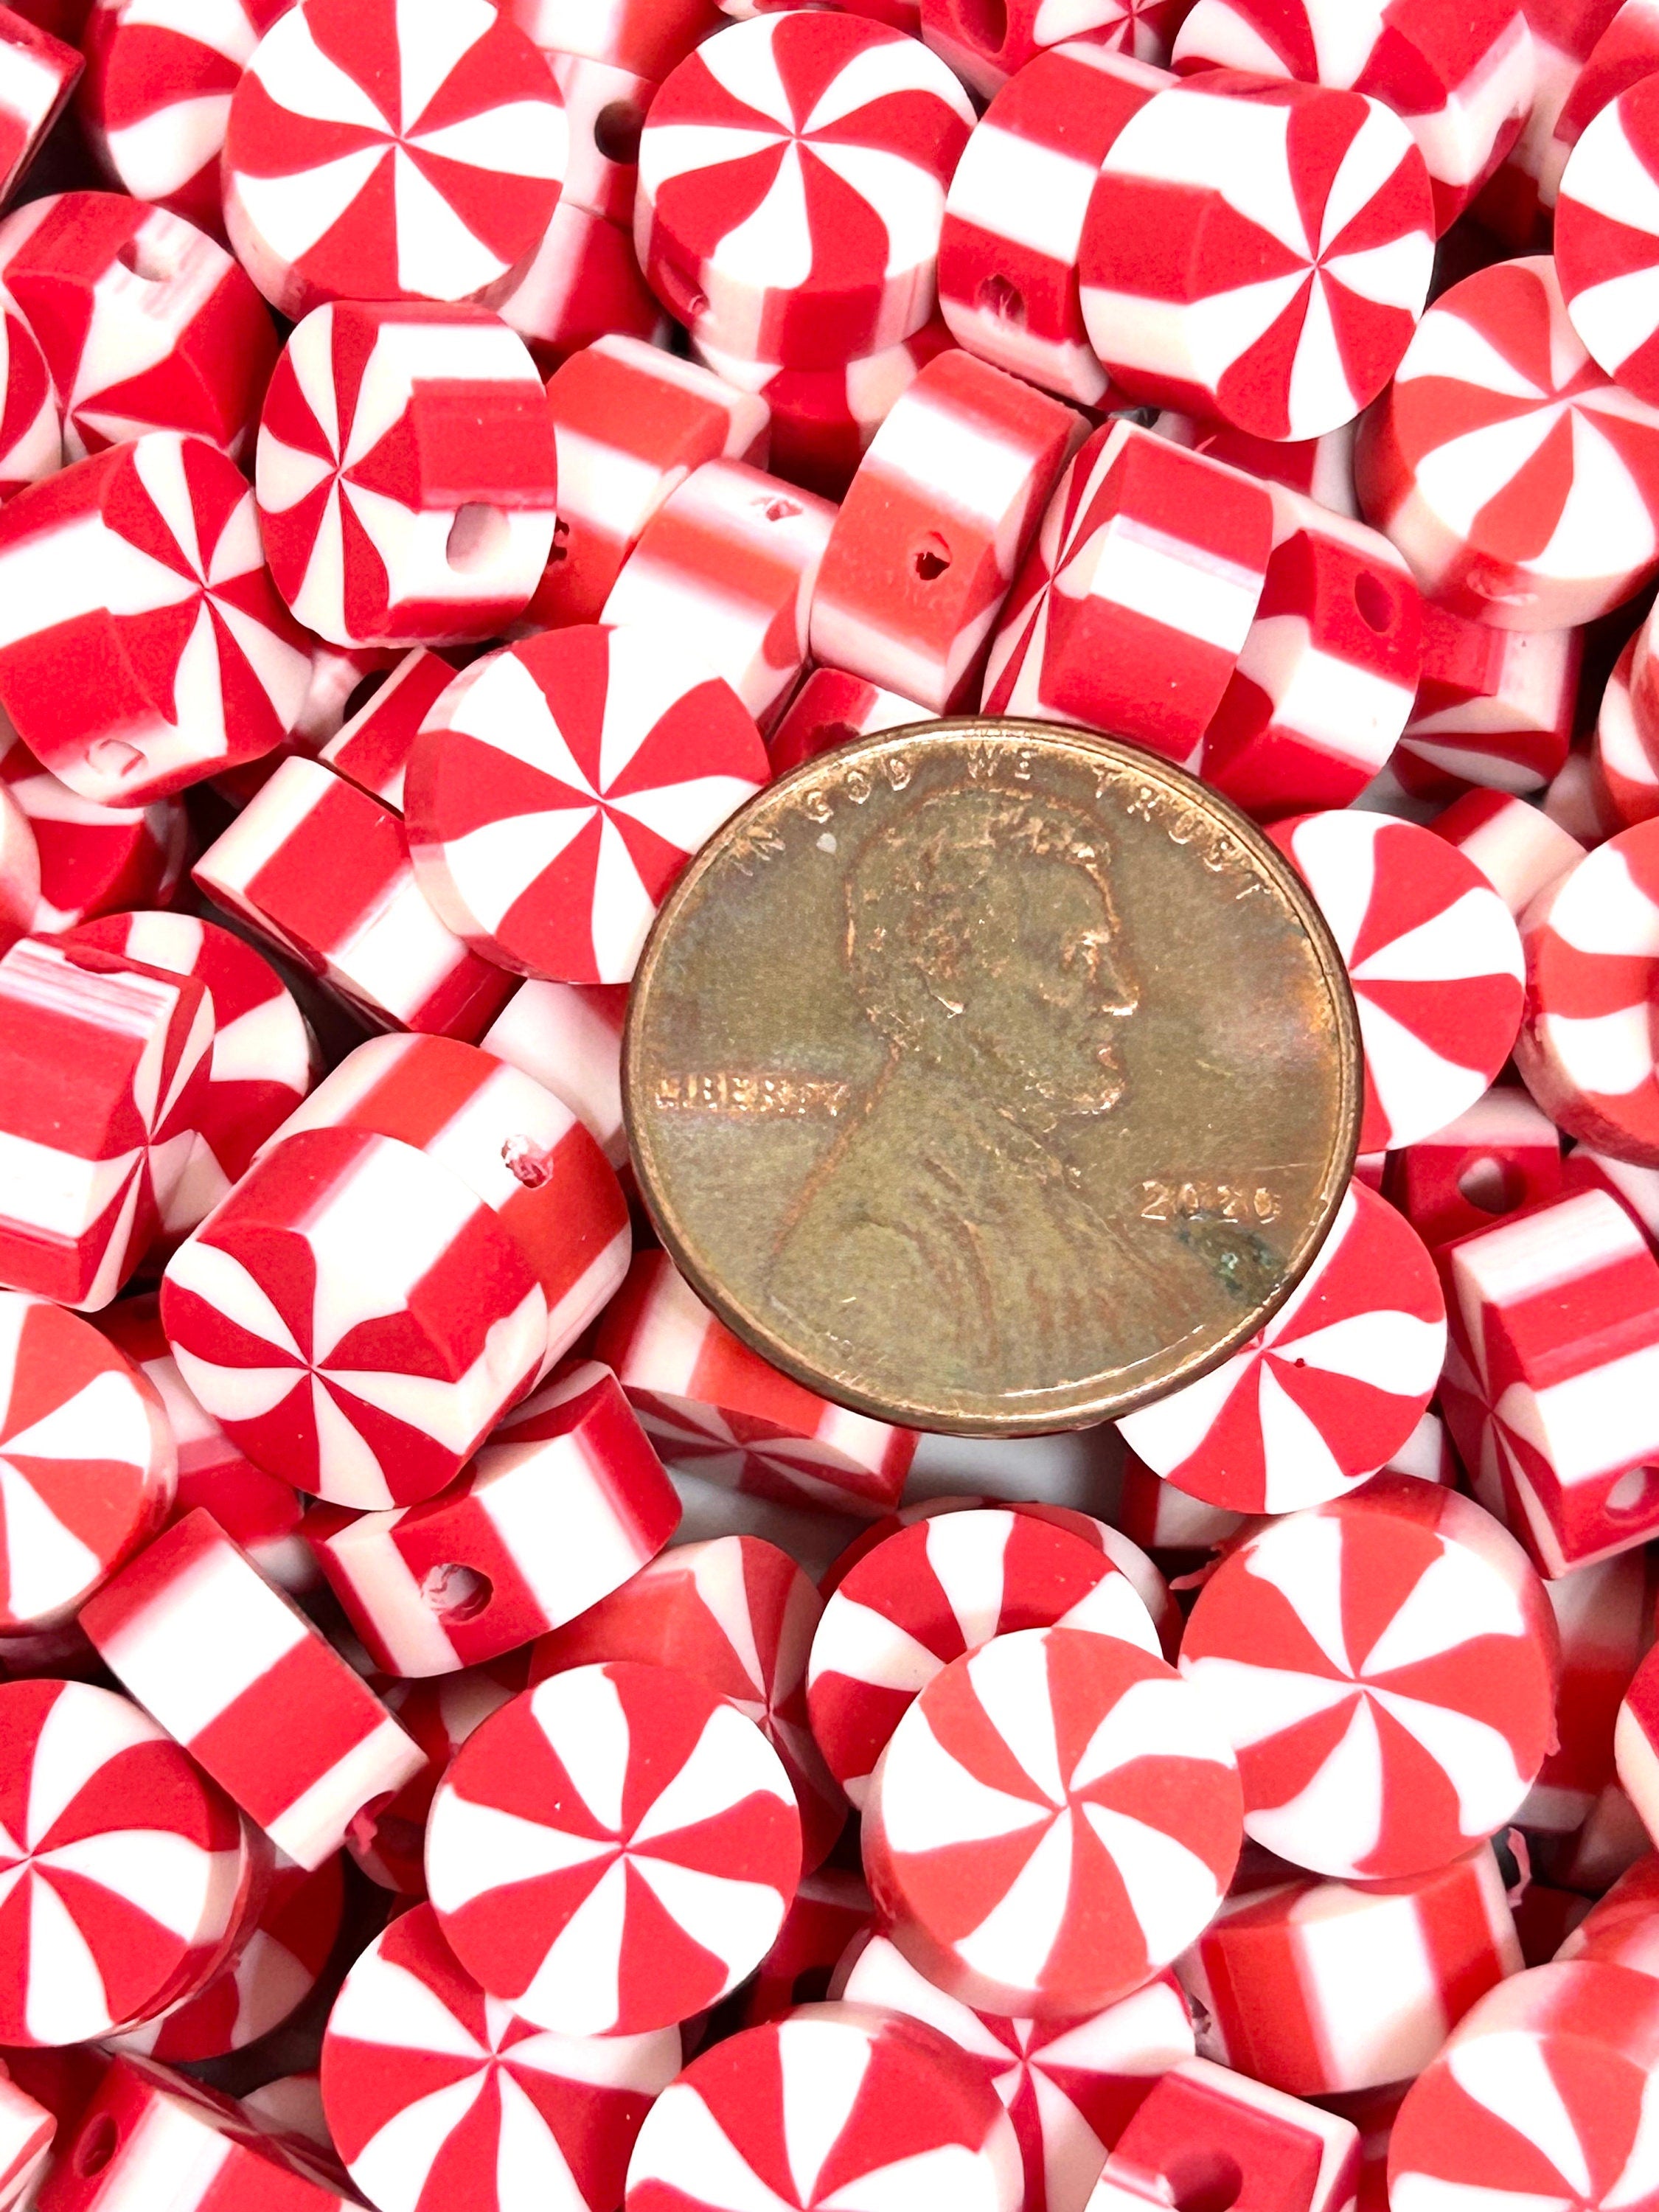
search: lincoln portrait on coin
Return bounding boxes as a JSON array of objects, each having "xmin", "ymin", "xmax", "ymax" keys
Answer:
[{"xmin": 765, "ymin": 785, "xmax": 1198, "ymax": 1389}]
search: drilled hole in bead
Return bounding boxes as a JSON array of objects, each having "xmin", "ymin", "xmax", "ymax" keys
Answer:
[
  {"xmin": 1606, "ymin": 1465, "xmax": 1659, "ymax": 1520},
  {"xmin": 976, "ymin": 274, "xmax": 1026, "ymax": 327},
  {"xmin": 116, "ymin": 237, "xmax": 176, "ymax": 282},
  {"xmin": 955, "ymin": 0, "xmax": 1008, "ymax": 54},
  {"xmin": 503, "ymin": 1132, "xmax": 552, "ymax": 1187},
  {"xmin": 594, "ymin": 98, "xmax": 644, "ymax": 165},
  {"xmin": 1457, "ymin": 1155, "xmax": 1524, "ymax": 1214},
  {"xmin": 1353, "ymin": 570, "xmax": 1393, "ymax": 633},
  {"xmin": 1164, "ymin": 2149, "xmax": 1243, "ymax": 2212},
  {"xmin": 757, "ymin": 493, "xmax": 801, "ymax": 524},
  {"xmin": 87, "ymin": 737, "xmax": 145, "ymax": 782},
  {"xmin": 913, "ymin": 532, "xmax": 952, "ymax": 582},
  {"xmin": 421, "ymin": 1563, "xmax": 493, "ymax": 1622},
  {"xmin": 365, "ymin": 1812, "xmax": 425, "ymax": 1868},
  {"xmin": 75, "ymin": 2119, "xmax": 118, "ymax": 2179},
  {"xmin": 341, "ymin": 669, "xmax": 390, "ymax": 724},
  {"xmin": 655, "ymin": 263, "xmax": 707, "ymax": 325},
  {"xmin": 446, "ymin": 504, "xmax": 509, "ymax": 574},
  {"xmin": 547, "ymin": 517, "xmax": 571, "ymax": 565}
]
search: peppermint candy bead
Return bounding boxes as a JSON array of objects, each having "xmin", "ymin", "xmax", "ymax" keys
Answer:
[
  {"xmin": 1270, "ymin": 809, "xmax": 1526, "ymax": 1151},
  {"xmin": 546, "ymin": 49, "xmax": 653, "ymax": 227},
  {"xmin": 1169, "ymin": 0, "xmax": 1536, "ymax": 232},
  {"xmin": 634, "ymin": 12, "xmax": 973, "ymax": 369},
  {"xmin": 493, "ymin": 197, "xmax": 668, "ymax": 375},
  {"xmin": 1079, "ymin": 70, "xmax": 1435, "ymax": 442},
  {"xmin": 838, "ymin": 1931, "xmax": 1195, "ymax": 2212},
  {"xmin": 427, "ymin": 1663, "xmax": 801, "ymax": 2037},
  {"xmin": 78, "ymin": 0, "xmax": 283, "ymax": 234},
  {"xmin": 481, "ymin": 980, "xmax": 630, "ymax": 1172},
  {"xmin": 1180, "ymin": 1475, "xmax": 1559, "ymax": 1879},
  {"xmin": 1388, "ymin": 1960, "xmax": 1659, "ymax": 2210},
  {"xmin": 0, "ymin": 432, "xmax": 310, "ymax": 810},
  {"xmin": 192, "ymin": 757, "xmax": 518, "ymax": 1045},
  {"xmin": 768, "ymin": 667, "xmax": 932, "ymax": 776},
  {"xmin": 0, "ymin": 192, "xmax": 276, "ymax": 463},
  {"xmin": 1557, "ymin": 73, "xmax": 1659, "ymax": 404},
  {"xmin": 692, "ymin": 317, "xmax": 950, "ymax": 501},
  {"xmin": 821, "ymin": 1496, "xmax": 1179, "ymax": 1655},
  {"xmin": 39, "ymin": 2053, "xmax": 358, "ymax": 2211},
  {"xmin": 0, "ymin": 2064, "xmax": 49, "ymax": 2212},
  {"xmin": 260, "ymin": 1032, "xmax": 630, "ymax": 1376},
  {"xmin": 321, "ymin": 1902, "xmax": 681, "ymax": 2212},
  {"xmin": 223, "ymin": 0, "xmax": 567, "ymax": 320},
  {"xmin": 1514, "ymin": 818, "xmax": 1659, "ymax": 1162},
  {"xmin": 1398, "ymin": 607, "xmax": 1579, "ymax": 799},
  {"xmin": 807, "ymin": 1507, "xmax": 1161, "ymax": 1809},
  {"xmin": 0, "ymin": 8, "xmax": 77, "ymax": 208},
  {"xmin": 0, "ymin": 936, "xmax": 212, "ymax": 1311},
  {"xmin": 113, "ymin": 1854, "xmax": 344, "ymax": 2063},
  {"xmin": 255, "ymin": 299, "xmax": 560, "ymax": 651},
  {"xmin": 318, "ymin": 647, "xmax": 454, "ymax": 814},
  {"xmin": 1115, "ymin": 1183, "xmax": 1446, "ymax": 1514},
  {"xmin": 1559, "ymin": 1849, "xmax": 1659, "ymax": 1974},
  {"xmin": 0, "ymin": 1290, "xmax": 174, "ymax": 1632},
  {"xmin": 527, "ymin": 334, "xmax": 770, "ymax": 632},
  {"xmin": 80, "ymin": 1506, "xmax": 425, "ymax": 1871},
  {"xmin": 600, "ymin": 460, "xmax": 835, "ymax": 729},
  {"xmin": 1439, "ymin": 1187, "xmax": 1659, "ymax": 1578},
  {"xmin": 161, "ymin": 1126, "xmax": 547, "ymax": 1511},
  {"xmin": 64, "ymin": 911, "xmax": 313, "ymax": 1240},
  {"xmin": 1541, "ymin": 0, "xmax": 1659, "ymax": 211},
  {"xmin": 304, "ymin": 1360, "xmax": 681, "ymax": 1678},
  {"xmin": 1199, "ymin": 487, "xmax": 1423, "ymax": 819},
  {"xmin": 1181, "ymin": 1846, "xmax": 1523, "ymax": 2097},
  {"xmin": 1383, "ymin": 1086, "xmax": 1564, "ymax": 1253},
  {"xmin": 936, "ymin": 46, "xmax": 1169, "ymax": 407},
  {"xmin": 624, "ymin": 2004, "xmax": 1023, "ymax": 2212},
  {"xmin": 809, "ymin": 347, "xmax": 1085, "ymax": 714},
  {"xmin": 0, "ymin": 1677, "xmax": 257, "ymax": 2047},
  {"xmin": 1356, "ymin": 254, "xmax": 1659, "ymax": 629},
  {"xmin": 1528, "ymin": 1545, "xmax": 1651, "ymax": 1836},
  {"xmin": 0, "ymin": 737, "xmax": 187, "ymax": 937},
  {"xmin": 507, "ymin": 0, "xmax": 720, "ymax": 80},
  {"xmin": 922, "ymin": 0, "xmax": 1188, "ymax": 96},
  {"xmin": 406, "ymin": 626, "xmax": 768, "ymax": 987},
  {"xmin": 594, "ymin": 1251, "xmax": 917, "ymax": 1522},
  {"xmin": 530, "ymin": 1533, "xmax": 845, "ymax": 1874},
  {"xmin": 1594, "ymin": 637, "xmax": 1659, "ymax": 830},
  {"xmin": 347, "ymin": 1658, "xmax": 526, "ymax": 1894},
  {"xmin": 863, "ymin": 1626, "xmax": 1243, "ymax": 2020},
  {"xmin": 983, "ymin": 419, "xmax": 1274, "ymax": 766},
  {"xmin": 1091, "ymin": 2057, "xmax": 1362, "ymax": 2212},
  {"xmin": 1430, "ymin": 785, "xmax": 1587, "ymax": 919}
]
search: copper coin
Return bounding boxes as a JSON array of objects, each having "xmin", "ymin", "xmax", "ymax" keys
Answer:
[{"xmin": 624, "ymin": 720, "xmax": 1362, "ymax": 1435}]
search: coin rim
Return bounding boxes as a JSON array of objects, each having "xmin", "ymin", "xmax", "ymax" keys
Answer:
[{"xmin": 624, "ymin": 717, "xmax": 1364, "ymax": 1436}]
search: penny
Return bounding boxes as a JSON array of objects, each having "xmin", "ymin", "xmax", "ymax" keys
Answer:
[{"xmin": 624, "ymin": 720, "xmax": 1363, "ymax": 1436}]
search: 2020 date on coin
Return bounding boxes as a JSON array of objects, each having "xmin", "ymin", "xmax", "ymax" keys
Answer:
[{"xmin": 624, "ymin": 720, "xmax": 1363, "ymax": 1436}]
